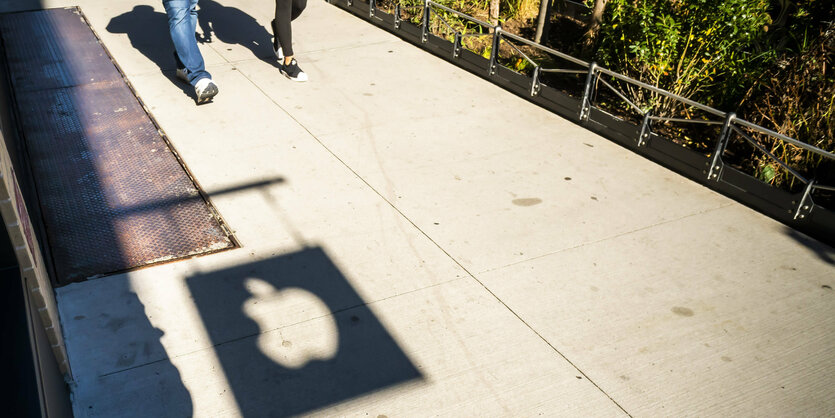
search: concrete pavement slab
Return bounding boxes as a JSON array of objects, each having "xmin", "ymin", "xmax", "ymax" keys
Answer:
[
  {"xmin": 232, "ymin": 39, "xmax": 510, "ymax": 138},
  {"xmin": 477, "ymin": 203, "xmax": 835, "ymax": 416},
  {"xmin": 63, "ymin": 276, "xmax": 628, "ymax": 417},
  {"xmin": 235, "ymin": 41, "xmax": 734, "ymax": 273}
]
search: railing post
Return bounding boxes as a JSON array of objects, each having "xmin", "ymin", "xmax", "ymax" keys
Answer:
[
  {"xmin": 488, "ymin": 25, "xmax": 501, "ymax": 76},
  {"xmin": 394, "ymin": 3, "xmax": 401, "ymax": 29},
  {"xmin": 530, "ymin": 65, "xmax": 541, "ymax": 96},
  {"xmin": 707, "ymin": 112, "xmax": 735, "ymax": 181},
  {"xmin": 421, "ymin": 0, "xmax": 430, "ymax": 43},
  {"xmin": 794, "ymin": 180, "xmax": 816, "ymax": 220},
  {"xmin": 638, "ymin": 111, "xmax": 652, "ymax": 147},
  {"xmin": 369, "ymin": 0, "xmax": 375, "ymax": 18},
  {"xmin": 453, "ymin": 32, "xmax": 462, "ymax": 58},
  {"xmin": 579, "ymin": 62, "xmax": 597, "ymax": 122}
]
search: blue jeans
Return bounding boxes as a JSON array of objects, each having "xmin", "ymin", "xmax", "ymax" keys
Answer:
[{"xmin": 163, "ymin": 0, "xmax": 211, "ymax": 85}]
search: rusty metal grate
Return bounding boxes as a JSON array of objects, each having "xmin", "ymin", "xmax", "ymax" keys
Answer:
[{"xmin": 0, "ymin": 8, "xmax": 234, "ymax": 284}]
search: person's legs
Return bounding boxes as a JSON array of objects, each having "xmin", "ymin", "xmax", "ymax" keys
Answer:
[
  {"xmin": 163, "ymin": 0, "xmax": 211, "ymax": 85},
  {"xmin": 290, "ymin": 0, "xmax": 307, "ymax": 21},
  {"xmin": 273, "ymin": 0, "xmax": 308, "ymax": 81},
  {"xmin": 273, "ymin": 0, "xmax": 294, "ymax": 57}
]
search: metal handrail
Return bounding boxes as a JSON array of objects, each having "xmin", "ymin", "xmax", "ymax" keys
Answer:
[
  {"xmin": 352, "ymin": 0, "xmax": 834, "ymax": 219},
  {"xmin": 428, "ymin": 1, "xmax": 495, "ymax": 29}
]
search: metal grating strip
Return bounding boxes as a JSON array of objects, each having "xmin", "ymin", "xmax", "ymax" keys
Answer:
[{"xmin": 0, "ymin": 8, "xmax": 234, "ymax": 284}]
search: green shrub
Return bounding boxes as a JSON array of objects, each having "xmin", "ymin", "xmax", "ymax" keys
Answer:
[{"xmin": 595, "ymin": 0, "xmax": 773, "ymax": 114}]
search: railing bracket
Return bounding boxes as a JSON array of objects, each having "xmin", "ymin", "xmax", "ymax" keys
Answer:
[
  {"xmin": 794, "ymin": 180, "xmax": 815, "ymax": 220},
  {"xmin": 579, "ymin": 62, "xmax": 598, "ymax": 122},
  {"xmin": 530, "ymin": 66, "xmax": 541, "ymax": 96},
  {"xmin": 708, "ymin": 113, "xmax": 735, "ymax": 181},
  {"xmin": 638, "ymin": 111, "xmax": 652, "ymax": 147}
]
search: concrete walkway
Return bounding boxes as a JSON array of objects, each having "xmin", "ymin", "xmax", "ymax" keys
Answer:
[{"xmin": 4, "ymin": 0, "xmax": 835, "ymax": 416}]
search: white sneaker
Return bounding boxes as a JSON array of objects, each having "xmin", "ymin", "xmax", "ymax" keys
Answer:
[{"xmin": 194, "ymin": 78, "xmax": 218, "ymax": 104}]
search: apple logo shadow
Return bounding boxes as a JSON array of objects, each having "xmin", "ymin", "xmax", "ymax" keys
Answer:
[{"xmin": 185, "ymin": 246, "xmax": 423, "ymax": 416}]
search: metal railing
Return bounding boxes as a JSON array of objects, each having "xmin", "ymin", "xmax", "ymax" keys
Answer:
[{"xmin": 331, "ymin": 0, "xmax": 835, "ymax": 235}]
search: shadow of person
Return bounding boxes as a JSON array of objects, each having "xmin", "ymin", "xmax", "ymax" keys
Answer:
[
  {"xmin": 105, "ymin": 5, "xmax": 197, "ymax": 98},
  {"xmin": 65, "ymin": 283, "xmax": 194, "ymax": 416},
  {"xmin": 196, "ymin": 0, "xmax": 281, "ymax": 67}
]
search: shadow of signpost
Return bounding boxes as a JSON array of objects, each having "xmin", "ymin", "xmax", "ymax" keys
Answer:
[{"xmin": 186, "ymin": 247, "xmax": 423, "ymax": 416}]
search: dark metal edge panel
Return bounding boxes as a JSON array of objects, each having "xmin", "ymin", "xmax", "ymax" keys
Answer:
[
  {"xmin": 352, "ymin": 0, "xmax": 371, "ymax": 16},
  {"xmin": 718, "ymin": 167, "xmax": 797, "ymax": 216},
  {"xmin": 535, "ymin": 84, "xmax": 581, "ymax": 121},
  {"xmin": 494, "ymin": 65, "xmax": 530, "ymax": 95},
  {"xmin": 425, "ymin": 33, "xmax": 455, "ymax": 57},
  {"xmin": 586, "ymin": 107, "xmax": 639, "ymax": 148},
  {"xmin": 456, "ymin": 48, "xmax": 489, "ymax": 76},
  {"xmin": 371, "ymin": 10, "xmax": 394, "ymax": 27},
  {"xmin": 644, "ymin": 133, "xmax": 710, "ymax": 175},
  {"xmin": 396, "ymin": 20, "xmax": 422, "ymax": 43},
  {"xmin": 807, "ymin": 207, "xmax": 835, "ymax": 240}
]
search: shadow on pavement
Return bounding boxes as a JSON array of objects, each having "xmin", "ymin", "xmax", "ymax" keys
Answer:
[
  {"xmin": 74, "ymin": 282, "xmax": 194, "ymax": 416},
  {"xmin": 105, "ymin": 5, "xmax": 193, "ymax": 98},
  {"xmin": 197, "ymin": 0, "xmax": 281, "ymax": 68},
  {"xmin": 186, "ymin": 247, "xmax": 423, "ymax": 416},
  {"xmin": 784, "ymin": 227, "xmax": 835, "ymax": 266},
  {"xmin": 106, "ymin": 1, "xmax": 281, "ymax": 90}
]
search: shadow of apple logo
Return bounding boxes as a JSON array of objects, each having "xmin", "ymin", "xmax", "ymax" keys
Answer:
[
  {"xmin": 243, "ymin": 278, "xmax": 338, "ymax": 369},
  {"xmin": 186, "ymin": 247, "xmax": 423, "ymax": 416}
]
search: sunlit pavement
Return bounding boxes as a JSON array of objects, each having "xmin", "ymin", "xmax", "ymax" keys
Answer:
[{"xmin": 3, "ymin": 0, "xmax": 834, "ymax": 416}]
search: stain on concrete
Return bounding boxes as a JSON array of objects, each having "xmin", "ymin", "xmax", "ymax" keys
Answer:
[
  {"xmin": 721, "ymin": 356, "xmax": 732, "ymax": 362},
  {"xmin": 116, "ymin": 352, "xmax": 136, "ymax": 367},
  {"xmin": 282, "ymin": 340, "xmax": 293, "ymax": 348},
  {"xmin": 672, "ymin": 307, "xmax": 694, "ymax": 317},
  {"xmin": 106, "ymin": 317, "xmax": 128, "ymax": 331},
  {"xmin": 512, "ymin": 198, "xmax": 542, "ymax": 207}
]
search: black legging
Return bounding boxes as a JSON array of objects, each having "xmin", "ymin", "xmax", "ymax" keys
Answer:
[{"xmin": 274, "ymin": 0, "xmax": 307, "ymax": 57}]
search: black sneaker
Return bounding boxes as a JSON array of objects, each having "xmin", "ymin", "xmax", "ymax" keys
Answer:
[
  {"xmin": 270, "ymin": 19, "xmax": 284, "ymax": 60},
  {"xmin": 281, "ymin": 58, "xmax": 308, "ymax": 82}
]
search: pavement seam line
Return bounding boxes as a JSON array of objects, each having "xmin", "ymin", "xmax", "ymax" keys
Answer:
[
  {"xmin": 97, "ymin": 276, "xmax": 464, "ymax": 378},
  {"xmin": 230, "ymin": 59, "xmax": 634, "ymax": 417},
  {"xmin": 478, "ymin": 202, "xmax": 737, "ymax": 275}
]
